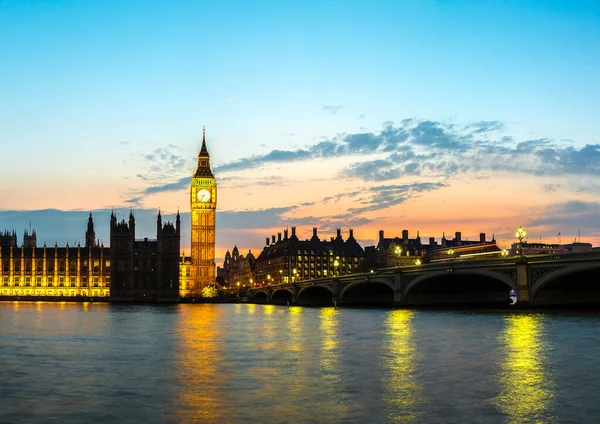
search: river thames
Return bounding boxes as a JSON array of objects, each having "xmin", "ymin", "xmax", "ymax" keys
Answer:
[{"xmin": 1, "ymin": 302, "xmax": 599, "ymax": 423}]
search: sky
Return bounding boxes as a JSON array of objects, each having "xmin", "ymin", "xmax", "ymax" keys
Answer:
[{"xmin": 1, "ymin": 0, "xmax": 600, "ymax": 263}]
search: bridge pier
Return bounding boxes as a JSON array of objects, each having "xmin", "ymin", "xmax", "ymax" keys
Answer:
[
  {"xmin": 393, "ymin": 272, "xmax": 406, "ymax": 305},
  {"xmin": 516, "ymin": 259, "xmax": 530, "ymax": 305}
]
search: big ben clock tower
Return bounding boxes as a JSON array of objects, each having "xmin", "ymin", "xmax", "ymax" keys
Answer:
[{"xmin": 190, "ymin": 126, "xmax": 217, "ymax": 296}]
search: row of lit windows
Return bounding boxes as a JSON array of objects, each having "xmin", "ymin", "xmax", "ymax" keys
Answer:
[
  {"xmin": 2, "ymin": 276, "xmax": 107, "ymax": 283},
  {"xmin": 295, "ymin": 256, "xmax": 360, "ymax": 261},
  {"xmin": 2, "ymin": 282, "xmax": 107, "ymax": 288},
  {"xmin": 1, "ymin": 289, "xmax": 109, "ymax": 296},
  {"xmin": 0, "ymin": 259, "xmax": 109, "ymax": 267}
]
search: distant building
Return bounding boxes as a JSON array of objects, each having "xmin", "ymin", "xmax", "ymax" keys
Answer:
[
  {"xmin": 376, "ymin": 229, "xmax": 429, "ymax": 267},
  {"xmin": 0, "ymin": 214, "xmax": 110, "ymax": 297},
  {"xmin": 511, "ymin": 241, "xmax": 592, "ymax": 255},
  {"xmin": 562, "ymin": 242, "xmax": 592, "ymax": 253},
  {"xmin": 217, "ymin": 246, "xmax": 256, "ymax": 288},
  {"xmin": 109, "ymin": 210, "xmax": 180, "ymax": 303},
  {"xmin": 376, "ymin": 230, "xmax": 498, "ymax": 265},
  {"xmin": 254, "ymin": 227, "xmax": 365, "ymax": 285}
]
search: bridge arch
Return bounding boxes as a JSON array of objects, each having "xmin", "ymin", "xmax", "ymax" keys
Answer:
[
  {"xmin": 297, "ymin": 284, "xmax": 334, "ymax": 306},
  {"xmin": 531, "ymin": 262, "xmax": 600, "ymax": 305},
  {"xmin": 270, "ymin": 287, "xmax": 294, "ymax": 305},
  {"xmin": 339, "ymin": 277, "xmax": 395, "ymax": 299},
  {"xmin": 405, "ymin": 269, "xmax": 516, "ymax": 306},
  {"xmin": 252, "ymin": 290, "xmax": 269, "ymax": 303}
]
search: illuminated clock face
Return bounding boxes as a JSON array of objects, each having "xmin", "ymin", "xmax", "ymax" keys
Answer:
[{"xmin": 197, "ymin": 189, "xmax": 211, "ymax": 202}]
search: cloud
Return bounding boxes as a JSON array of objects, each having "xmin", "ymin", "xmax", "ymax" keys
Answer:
[
  {"xmin": 528, "ymin": 201, "xmax": 600, "ymax": 239},
  {"xmin": 340, "ymin": 182, "xmax": 446, "ymax": 216},
  {"xmin": 410, "ymin": 121, "xmax": 471, "ymax": 151},
  {"xmin": 342, "ymin": 159, "xmax": 401, "ymax": 181},
  {"xmin": 129, "ymin": 118, "xmax": 600, "ymax": 199},
  {"xmin": 466, "ymin": 120, "xmax": 505, "ymax": 134},
  {"xmin": 140, "ymin": 177, "xmax": 192, "ymax": 196},
  {"xmin": 322, "ymin": 105, "xmax": 344, "ymax": 114},
  {"xmin": 137, "ymin": 145, "xmax": 190, "ymax": 183},
  {"xmin": 543, "ymin": 184, "xmax": 561, "ymax": 192}
]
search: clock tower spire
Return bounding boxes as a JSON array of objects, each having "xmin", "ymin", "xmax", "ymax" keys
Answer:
[{"xmin": 186, "ymin": 126, "xmax": 217, "ymax": 298}]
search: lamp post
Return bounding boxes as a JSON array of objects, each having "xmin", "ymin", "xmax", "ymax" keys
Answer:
[
  {"xmin": 501, "ymin": 249, "xmax": 509, "ymax": 257},
  {"xmin": 279, "ymin": 269, "xmax": 283, "ymax": 284},
  {"xmin": 515, "ymin": 226, "xmax": 527, "ymax": 256},
  {"xmin": 292, "ymin": 268, "xmax": 297, "ymax": 283},
  {"xmin": 267, "ymin": 274, "xmax": 271, "ymax": 286},
  {"xmin": 448, "ymin": 249, "xmax": 455, "ymax": 258},
  {"xmin": 333, "ymin": 259, "xmax": 339, "ymax": 277}
]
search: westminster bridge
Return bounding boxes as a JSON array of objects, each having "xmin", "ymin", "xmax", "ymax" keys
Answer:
[{"xmin": 245, "ymin": 251, "xmax": 600, "ymax": 307}]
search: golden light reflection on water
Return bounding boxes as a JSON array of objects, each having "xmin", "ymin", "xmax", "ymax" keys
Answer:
[
  {"xmin": 383, "ymin": 310, "xmax": 422, "ymax": 423},
  {"xmin": 318, "ymin": 308, "xmax": 350, "ymax": 419},
  {"xmin": 172, "ymin": 305, "xmax": 226, "ymax": 423},
  {"xmin": 320, "ymin": 308, "xmax": 338, "ymax": 369},
  {"xmin": 496, "ymin": 315, "xmax": 553, "ymax": 423},
  {"xmin": 287, "ymin": 306, "xmax": 302, "ymax": 353}
]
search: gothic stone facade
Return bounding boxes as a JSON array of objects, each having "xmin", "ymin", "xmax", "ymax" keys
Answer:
[{"xmin": 109, "ymin": 210, "xmax": 180, "ymax": 303}]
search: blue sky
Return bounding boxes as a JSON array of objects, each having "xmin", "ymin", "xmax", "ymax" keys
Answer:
[{"xmin": 1, "ymin": 0, "xmax": 599, "ymax": 258}]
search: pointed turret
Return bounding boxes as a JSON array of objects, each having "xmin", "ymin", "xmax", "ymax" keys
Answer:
[
  {"xmin": 129, "ymin": 209, "xmax": 135, "ymax": 236},
  {"xmin": 86, "ymin": 212, "xmax": 96, "ymax": 248},
  {"xmin": 157, "ymin": 208, "xmax": 162, "ymax": 236},
  {"xmin": 194, "ymin": 126, "xmax": 214, "ymax": 177}
]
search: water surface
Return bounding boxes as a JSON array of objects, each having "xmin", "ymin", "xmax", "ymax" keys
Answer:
[{"xmin": 1, "ymin": 302, "xmax": 600, "ymax": 423}]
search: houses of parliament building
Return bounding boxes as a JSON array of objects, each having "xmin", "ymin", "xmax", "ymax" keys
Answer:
[{"xmin": 0, "ymin": 129, "xmax": 217, "ymax": 301}]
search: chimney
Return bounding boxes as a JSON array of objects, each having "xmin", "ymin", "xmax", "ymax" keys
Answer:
[
  {"xmin": 277, "ymin": 232, "xmax": 282, "ymax": 242},
  {"xmin": 291, "ymin": 227, "xmax": 296, "ymax": 237},
  {"xmin": 429, "ymin": 237, "xmax": 435, "ymax": 246},
  {"xmin": 336, "ymin": 229, "xmax": 341, "ymax": 238},
  {"xmin": 379, "ymin": 230, "xmax": 384, "ymax": 241},
  {"xmin": 455, "ymin": 232, "xmax": 462, "ymax": 242},
  {"xmin": 480, "ymin": 233, "xmax": 486, "ymax": 243},
  {"xmin": 313, "ymin": 227, "xmax": 317, "ymax": 238},
  {"xmin": 284, "ymin": 229, "xmax": 288, "ymax": 239},
  {"xmin": 265, "ymin": 237, "xmax": 270, "ymax": 246},
  {"xmin": 402, "ymin": 230, "xmax": 408, "ymax": 241},
  {"xmin": 349, "ymin": 229, "xmax": 354, "ymax": 238},
  {"xmin": 271, "ymin": 235, "xmax": 276, "ymax": 244}
]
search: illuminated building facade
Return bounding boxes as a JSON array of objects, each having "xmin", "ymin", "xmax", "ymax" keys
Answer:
[
  {"xmin": 0, "ymin": 214, "xmax": 110, "ymax": 297},
  {"xmin": 254, "ymin": 227, "xmax": 365, "ymax": 286},
  {"xmin": 376, "ymin": 229, "xmax": 429, "ymax": 267},
  {"xmin": 187, "ymin": 127, "xmax": 217, "ymax": 297},
  {"xmin": 217, "ymin": 246, "xmax": 256, "ymax": 288},
  {"xmin": 109, "ymin": 209, "xmax": 180, "ymax": 302}
]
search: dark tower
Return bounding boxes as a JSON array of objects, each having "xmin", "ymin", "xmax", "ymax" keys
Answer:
[
  {"xmin": 23, "ymin": 229, "xmax": 36, "ymax": 248},
  {"xmin": 86, "ymin": 213, "xmax": 96, "ymax": 248}
]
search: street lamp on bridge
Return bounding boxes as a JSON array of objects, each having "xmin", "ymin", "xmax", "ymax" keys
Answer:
[
  {"xmin": 333, "ymin": 259, "xmax": 339, "ymax": 277},
  {"xmin": 394, "ymin": 245, "xmax": 402, "ymax": 266},
  {"xmin": 515, "ymin": 226, "xmax": 527, "ymax": 256}
]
